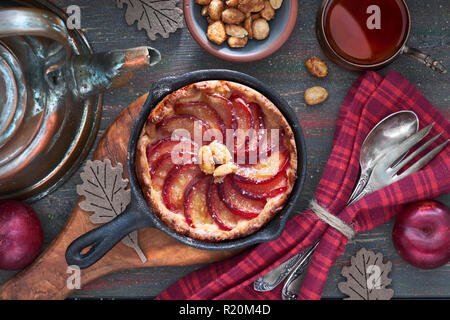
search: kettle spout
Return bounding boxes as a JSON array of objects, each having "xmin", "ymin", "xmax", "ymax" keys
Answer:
[{"xmin": 70, "ymin": 46, "xmax": 161, "ymax": 99}]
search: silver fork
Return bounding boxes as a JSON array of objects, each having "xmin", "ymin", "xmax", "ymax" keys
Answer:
[
  {"xmin": 350, "ymin": 123, "xmax": 447, "ymax": 203},
  {"xmin": 254, "ymin": 123, "xmax": 448, "ymax": 298}
]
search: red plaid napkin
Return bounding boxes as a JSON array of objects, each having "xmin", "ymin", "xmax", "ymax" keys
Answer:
[{"xmin": 156, "ymin": 71, "xmax": 450, "ymax": 300}]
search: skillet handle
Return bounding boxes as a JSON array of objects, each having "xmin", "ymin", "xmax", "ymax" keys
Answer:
[{"xmin": 65, "ymin": 204, "xmax": 151, "ymax": 269}]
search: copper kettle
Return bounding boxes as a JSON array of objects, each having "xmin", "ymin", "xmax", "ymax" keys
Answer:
[{"xmin": 0, "ymin": 7, "xmax": 161, "ymax": 201}]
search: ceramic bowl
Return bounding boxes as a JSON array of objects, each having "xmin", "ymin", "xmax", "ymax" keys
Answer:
[{"xmin": 183, "ymin": 0, "xmax": 298, "ymax": 62}]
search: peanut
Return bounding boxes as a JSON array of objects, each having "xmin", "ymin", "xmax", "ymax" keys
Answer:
[
  {"xmin": 244, "ymin": 16, "xmax": 253, "ymax": 39},
  {"xmin": 198, "ymin": 145, "xmax": 216, "ymax": 174},
  {"xmin": 228, "ymin": 36, "xmax": 248, "ymax": 48},
  {"xmin": 208, "ymin": 0, "xmax": 225, "ymax": 20},
  {"xmin": 225, "ymin": 24, "xmax": 248, "ymax": 38},
  {"xmin": 252, "ymin": 18, "xmax": 270, "ymax": 40},
  {"xmin": 269, "ymin": 0, "xmax": 282, "ymax": 9},
  {"xmin": 305, "ymin": 56, "xmax": 329, "ymax": 78},
  {"xmin": 207, "ymin": 20, "xmax": 227, "ymax": 45},
  {"xmin": 199, "ymin": 0, "xmax": 283, "ymax": 48},
  {"xmin": 209, "ymin": 141, "xmax": 232, "ymax": 164},
  {"xmin": 195, "ymin": 0, "xmax": 211, "ymax": 5},
  {"xmin": 213, "ymin": 163, "xmax": 238, "ymax": 182},
  {"xmin": 304, "ymin": 86, "xmax": 329, "ymax": 105},
  {"xmin": 260, "ymin": 1, "xmax": 275, "ymax": 20},
  {"xmin": 222, "ymin": 8, "xmax": 246, "ymax": 24},
  {"xmin": 226, "ymin": 0, "xmax": 239, "ymax": 6},
  {"xmin": 238, "ymin": 0, "xmax": 264, "ymax": 13}
]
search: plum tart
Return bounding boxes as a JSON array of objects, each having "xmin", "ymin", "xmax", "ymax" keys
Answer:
[{"xmin": 136, "ymin": 80, "xmax": 297, "ymax": 242}]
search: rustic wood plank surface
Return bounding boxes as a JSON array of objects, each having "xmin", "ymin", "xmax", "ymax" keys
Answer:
[{"xmin": 0, "ymin": 0, "xmax": 448, "ymax": 299}]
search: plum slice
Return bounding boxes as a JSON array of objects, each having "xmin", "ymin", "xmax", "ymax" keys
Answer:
[
  {"xmin": 218, "ymin": 176, "xmax": 266, "ymax": 219},
  {"xmin": 174, "ymin": 102, "xmax": 226, "ymax": 140},
  {"xmin": 241, "ymin": 102, "xmax": 267, "ymax": 160},
  {"xmin": 146, "ymin": 137, "xmax": 197, "ymax": 170},
  {"xmin": 231, "ymin": 96, "xmax": 255, "ymax": 153},
  {"xmin": 156, "ymin": 115, "xmax": 209, "ymax": 142},
  {"xmin": 231, "ymin": 167, "xmax": 288, "ymax": 200},
  {"xmin": 231, "ymin": 96, "xmax": 255, "ymax": 131},
  {"xmin": 150, "ymin": 153, "xmax": 178, "ymax": 191},
  {"xmin": 162, "ymin": 164, "xmax": 204, "ymax": 213},
  {"xmin": 207, "ymin": 180, "xmax": 239, "ymax": 231},
  {"xmin": 234, "ymin": 148, "xmax": 290, "ymax": 184},
  {"xmin": 207, "ymin": 93, "xmax": 237, "ymax": 130},
  {"xmin": 184, "ymin": 176, "xmax": 215, "ymax": 228},
  {"xmin": 249, "ymin": 102, "xmax": 266, "ymax": 131}
]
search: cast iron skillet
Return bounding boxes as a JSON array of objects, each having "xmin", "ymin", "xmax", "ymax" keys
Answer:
[{"xmin": 65, "ymin": 70, "xmax": 307, "ymax": 269}]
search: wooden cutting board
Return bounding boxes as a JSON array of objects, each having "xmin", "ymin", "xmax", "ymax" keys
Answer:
[{"xmin": 0, "ymin": 94, "xmax": 243, "ymax": 300}]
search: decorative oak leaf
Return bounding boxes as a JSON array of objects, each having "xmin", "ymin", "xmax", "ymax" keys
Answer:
[
  {"xmin": 338, "ymin": 248, "xmax": 394, "ymax": 300},
  {"xmin": 77, "ymin": 159, "xmax": 147, "ymax": 263},
  {"xmin": 116, "ymin": 0, "xmax": 184, "ymax": 40}
]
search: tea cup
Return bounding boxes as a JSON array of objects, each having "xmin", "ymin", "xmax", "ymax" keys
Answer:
[{"xmin": 316, "ymin": 0, "xmax": 447, "ymax": 73}]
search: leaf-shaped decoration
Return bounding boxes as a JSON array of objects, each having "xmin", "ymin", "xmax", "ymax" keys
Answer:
[
  {"xmin": 77, "ymin": 159, "xmax": 147, "ymax": 263},
  {"xmin": 116, "ymin": 0, "xmax": 184, "ymax": 40},
  {"xmin": 338, "ymin": 248, "xmax": 394, "ymax": 300}
]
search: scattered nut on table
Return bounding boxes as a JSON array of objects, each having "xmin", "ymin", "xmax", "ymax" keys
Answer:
[
  {"xmin": 201, "ymin": 0, "xmax": 284, "ymax": 48},
  {"xmin": 304, "ymin": 86, "xmax": 329, "ymax": 105},
  {"xmin": 305, "ymin": 56, "xmax": 329, "ymax": 78}
]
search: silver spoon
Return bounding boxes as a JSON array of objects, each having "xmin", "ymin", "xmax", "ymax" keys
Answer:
[
  {"xmin": 253, "ymin": 110, "xmax": 419, "ymax": 296},
  {"xmin": 348, "ymin": 110, "xmax": 420, "ymax": 202}
]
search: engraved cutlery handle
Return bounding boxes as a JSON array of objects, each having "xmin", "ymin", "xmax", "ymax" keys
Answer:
[
  {"xmin": 347, "ymin": 171, "xmax": 370, "ymax": 204},
  {"xmin": 281, "ymin": 241, "xmax": 319, "ymax": 300},
  {"xmin": 253, "ymin": 243, "xmax": 316, "ymax": 292},
  {"xmin": 348, "ymin": 185, "xmax": 375, "ymax": 206}
]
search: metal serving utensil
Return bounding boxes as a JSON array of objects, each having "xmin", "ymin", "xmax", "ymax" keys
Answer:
[
  {"xmin": 348, "ymin": 111, "xmax": 420, "ymax": 202},
  {"xmin": 349, "ymin": 124, "xmax": 448, "ymax": 204},
  {"xmin": 281, "ymin": 123, "xmax": 448, "ymax": 300},
  {"xmin": 254, "ymin": 111, "xmax": 419, "ymax": 293}
]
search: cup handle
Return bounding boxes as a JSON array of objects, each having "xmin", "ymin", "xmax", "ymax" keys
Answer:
[
  {"xmin": 0, "ymin": 7, "xmax": 72, "ymax": 78},
  {"xmin": 403, "ymin": 46, "xmax": 447, "ymax": 74}
]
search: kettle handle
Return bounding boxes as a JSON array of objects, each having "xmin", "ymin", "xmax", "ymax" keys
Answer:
[{"xmin": 0, "ymin": 7, "xmax": 72, "ymax": 80}]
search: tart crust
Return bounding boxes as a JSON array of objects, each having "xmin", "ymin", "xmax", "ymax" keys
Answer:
[{"xmin": 136, "ymin": 80, "xmax": 297, "ymax": 242}]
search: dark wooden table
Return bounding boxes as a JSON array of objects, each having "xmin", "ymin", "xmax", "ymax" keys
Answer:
[{"xmin": 1, "ymin": 0, "xmax": 448, "ymax": 299}]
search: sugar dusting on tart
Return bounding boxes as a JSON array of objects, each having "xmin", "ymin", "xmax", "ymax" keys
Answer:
[{"xmin": 136, "ymin": 80, "xmax": 297, "ymax": 242}]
